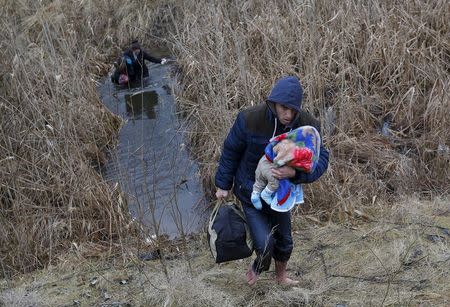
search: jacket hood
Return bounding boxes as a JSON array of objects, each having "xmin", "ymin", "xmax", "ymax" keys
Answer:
[{"xmin": 266, "ymin": 76, "xmax": 303, "ymax": 112}]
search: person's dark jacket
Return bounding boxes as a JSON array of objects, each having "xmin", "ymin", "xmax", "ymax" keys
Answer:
[
  {"xmin": 123, "ymin": 49, "xmax": 162, "ymax": 81},
  {"xmin": 215, "ymin": 77, "xmax": 329, "ymax": 203}
]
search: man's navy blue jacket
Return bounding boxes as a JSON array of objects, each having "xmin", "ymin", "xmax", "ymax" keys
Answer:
[
  {"xmin": 123, "ymin": 49, "xmax": 162, "ymax": 81},
  {"xmin": 215, "ymin": 77, "xmax": 329, "ymax": 203}
]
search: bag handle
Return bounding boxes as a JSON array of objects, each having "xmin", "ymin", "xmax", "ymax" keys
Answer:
[
  {"xmin": 209, "ymin": 199, "xmax": 224, "ymax": 224},
  {"xmin": 209, "ymin": 196, "xmax": 247, "ymax": 223},
  {"xmin": 231, "ymin": 204, "xmax": 246, "ymax": 221},
  {"xmin": 211, "ymin": 199, "xmax": 247, "ymax": 221}
]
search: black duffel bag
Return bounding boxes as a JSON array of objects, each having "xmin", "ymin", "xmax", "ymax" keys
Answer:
[{"xmin": 207, "ymin": 201, "xmax": 253, "ymax": 263}]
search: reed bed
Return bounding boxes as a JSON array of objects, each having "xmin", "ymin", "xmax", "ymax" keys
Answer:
[
  {"xmin": 169, "ymin": 0, "xmax": 450, "ymax": 215},
  {"xmin": 0, "ymin": 0, "xmax": 171, "ymax": 275},
  {"xmin": 1, "ymin": 0, "xmax": 449, "ymax": 282}
]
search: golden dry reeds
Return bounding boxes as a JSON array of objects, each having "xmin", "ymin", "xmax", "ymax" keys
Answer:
[
  {"xmin": 168, "ymin": 0, "xmax": 450, "ymax": 213},
  {"xmin": 0, "ymin": 0, "xmax": 169, "ymax": 275},
  {"xmin": 1, "ymin": 0, "xmax": 449, "ymax": 282}
]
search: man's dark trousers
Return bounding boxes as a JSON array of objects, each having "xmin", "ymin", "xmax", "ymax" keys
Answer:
[{"xmin": 242, "ymin": 199, "xmax": 293, "ymax": 274}]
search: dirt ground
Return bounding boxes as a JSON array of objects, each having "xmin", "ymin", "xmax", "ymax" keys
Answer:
[{"xmin": 1, "ymin": 197, "xmax": 449, "ymax": 307}]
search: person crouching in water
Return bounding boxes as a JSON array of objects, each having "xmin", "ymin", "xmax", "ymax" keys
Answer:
[
  {"xmin": 112, "ymin": 40, "xmax": 167, "ymax": 85},
  {"xmin": 214, "ymin": 76, "xmax": 329, "ymax": 286}
]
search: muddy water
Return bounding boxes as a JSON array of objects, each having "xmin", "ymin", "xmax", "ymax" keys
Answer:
[{"xmin": 98, "ymin": 60, "xmax": 205, "ymax": 238}]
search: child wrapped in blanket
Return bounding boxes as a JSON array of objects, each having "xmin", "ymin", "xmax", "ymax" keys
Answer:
[{"xmin": 251, "ymin": 125, "xmax": 321, "ymax": 212}]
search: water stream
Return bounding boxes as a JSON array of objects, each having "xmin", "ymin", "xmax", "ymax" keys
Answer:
[{"xmin": 98, "ymin": 57, "xmax": 205, "ymax": 238}]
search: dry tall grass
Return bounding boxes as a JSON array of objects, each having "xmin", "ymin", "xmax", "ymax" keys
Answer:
[
  {"xmin": 1, "ymin": 0, "xmax": 449, "ymax": 283},
  {"xmin": 0, "ymin": 0, "xmax": 173, "ymax": 275},
  {"xmin": 169, "ymin": 0, "xmax": 450, "ymax": 216},
  {"xmin": 2, "ymin": 197, "xmax": 448, "ymax": 305}
]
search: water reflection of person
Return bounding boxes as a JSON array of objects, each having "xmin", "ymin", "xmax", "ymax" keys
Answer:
[
  {"xmin": 112, "ymin": 40, "xmax": 168, "ymax": 85},
  {"xmin": 214, "ymin": 76, "xmax": 329, "ymax": 286},
  {"xmin": 125, "ymin": 91, "xmax": 158, "ymax": 119}
]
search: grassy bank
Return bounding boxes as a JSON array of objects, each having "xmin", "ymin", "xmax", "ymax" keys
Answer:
[{"xmin": 1, "ymin": 197, "xmax": 449, "ymax": 305}]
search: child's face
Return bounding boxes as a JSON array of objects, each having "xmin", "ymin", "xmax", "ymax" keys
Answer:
[{"xmin": 273, "ymin": 139, "xmax": 296, "ymax": 167}]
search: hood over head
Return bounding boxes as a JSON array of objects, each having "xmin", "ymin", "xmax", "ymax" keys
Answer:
[
  {"xmin": 131, "ymin": 40, "xmax": 141, "ymax": 50},
  {"xmin": 266, "ymin": 76, "xmax": 303, "ymax": 112}
]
